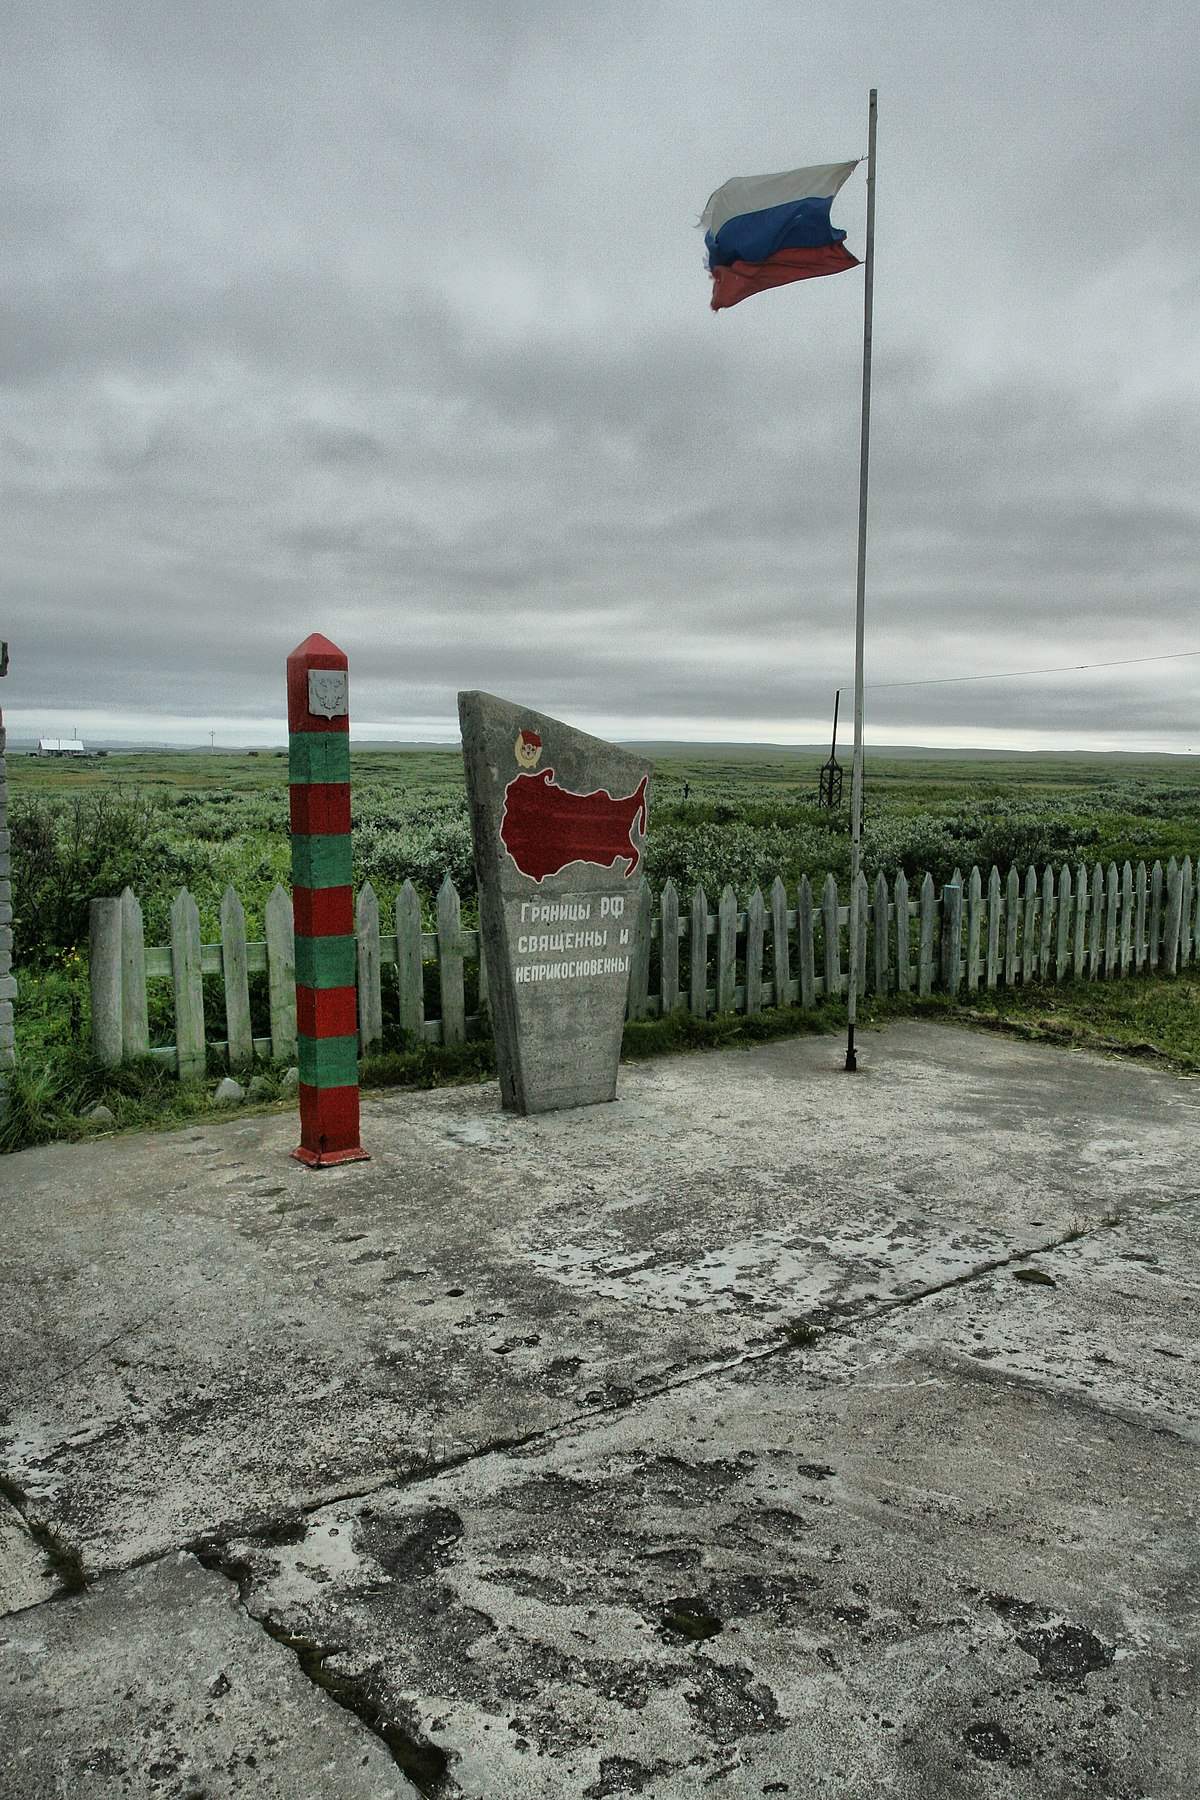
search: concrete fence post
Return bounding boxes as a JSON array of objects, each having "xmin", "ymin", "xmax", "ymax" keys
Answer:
[{"xmin": 89, "ymin": 897, "xmax": 123, "ymax": 1066}]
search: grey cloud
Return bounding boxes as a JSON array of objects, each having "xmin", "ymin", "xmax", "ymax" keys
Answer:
[{"xmin": 4, "ymin": 0, "xmax": 1199, "ymax": 749}]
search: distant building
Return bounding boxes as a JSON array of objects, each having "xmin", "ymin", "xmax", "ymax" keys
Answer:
[{"xmin": 37, "ymin": 738, "xmax": 90, "ymax": 757}]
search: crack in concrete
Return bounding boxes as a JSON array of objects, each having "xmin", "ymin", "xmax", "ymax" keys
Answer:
[
  {"xmin": 6, "ymin": 1192, "xmax": 1191, "ymax": 1793},
  {"xmin": 191, "ymin": 1544, "xmax": 456, "ymax": 1797}
]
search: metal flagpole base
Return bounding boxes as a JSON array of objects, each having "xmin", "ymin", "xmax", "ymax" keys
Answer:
[{"xmin": 844, "ymin": 1023, "xmax": 857, "ymax": 1072}]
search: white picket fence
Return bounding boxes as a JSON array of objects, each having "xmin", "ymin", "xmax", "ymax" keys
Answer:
[{"xmin": 89, "ymin": 854, "xmax": 1198, "ymax": 1078}]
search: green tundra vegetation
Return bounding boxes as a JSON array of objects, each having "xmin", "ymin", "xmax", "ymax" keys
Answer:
[{"xmin": 5, "ymin": 744, "xmax": 1199, "ymax": 1149}]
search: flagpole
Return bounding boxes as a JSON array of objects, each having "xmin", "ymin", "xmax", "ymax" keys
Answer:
[{"xmin": 845, "ymin": 87, "xmax": 877, "ymax": 1073}]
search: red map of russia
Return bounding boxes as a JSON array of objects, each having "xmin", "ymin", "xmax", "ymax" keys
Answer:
[{"xmin": 500, "ymin": 768, "xmax": 648, "ymax": 883}]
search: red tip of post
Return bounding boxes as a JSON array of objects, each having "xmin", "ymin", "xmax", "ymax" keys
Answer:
[{"xmin": 288, "ymin": 633, "xmax": 347, "ymax": 666}]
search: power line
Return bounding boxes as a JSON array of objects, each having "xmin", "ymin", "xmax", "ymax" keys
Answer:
[{"xmin": 868, "ymin": 647, "xmax": 1200, "ymax": 692}]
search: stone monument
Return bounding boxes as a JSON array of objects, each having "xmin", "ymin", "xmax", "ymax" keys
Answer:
[{"xmin": 459, "ymin": 691, "xmax": 651, "ymax": 1114}]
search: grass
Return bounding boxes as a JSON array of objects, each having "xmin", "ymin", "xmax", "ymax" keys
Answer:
[
  {"xmin": 4, "ymin": 976, "xmax": 1196, "ymax": 1156},
  {"xmin": 5, "ymin": 746, "xmax": 1198, "ymax": 1152}
]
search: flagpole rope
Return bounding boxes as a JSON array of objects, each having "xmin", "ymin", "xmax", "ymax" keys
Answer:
[{"xmin": 865, "ymin": 647, "xmax": 1200, "ymax": 691}]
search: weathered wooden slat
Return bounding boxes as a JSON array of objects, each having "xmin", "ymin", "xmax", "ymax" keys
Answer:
[
  {"xmin": 1003, "ymin": 867, "xmax": 1020, "ymax": 988},
  {"xmin": 918, "ymin": 872, "xmax": 936, "ymax": 996},
  {"xmin": 1073, "ymin": 863, "xmax": 1089, "ymax": 978},
  {"xmin": 1134, "ymin": 861, "xmax": 1148, "ymax": 974},
  {"xmin": 1021, "ymin": 866, "xmax": 1038, "ymax": 985},
  {"xmin": 894, "ymin": 871, "xmax": 911, "ymax": 993},
  {"xmin": 1148, "ymin": 860, "xmax": 1163, "ymax": 972},
  {"xmin": 1162, "ymin": 857, "xmax": 1182, "ymax": 976},
  {"xmin": 770, "ymin": 876, "xmax": 790, "ymax": 1010},
  {"xmin": 822, "ymin": 874, "xmax": 841, "ymax": 1000},
  {"xmin": 854, "ymin": 872, "xmax": 868, "ymax": 997},
  {"xmin": 797, "ymin": 877, "xmax": 816, "ymax": 1008},
  {"xmin": 745, "ymin": 887, "xmax": 765, "ymax": 1015},
  {"xmin": 872, "ymin": 872, "xmax": 890, "ymax": 995},
  {"xmin": 1119, "ymin": 862, "xmax": 1133, "ymax": 977},
  {"xmin": 716, "ymin": 885, "xmax": 738, "ymax": 1012},
  {"xmin": 942, "ymin": 871, "xmax": 963, "ymax": 995},
  {"xmin": 89, "ymin": 897, "xmax": 123, "ymax": 1066},
  {"xmin": 220, "ymin": 884, "xmax": 253, "ymax": 1068},
  {"xmin": 1102, "ymin": 863, "xmax": 1118, "ymax": 979},
  {"xmin": 395, "ymin": 880, "xmax": 425, "ymax": 1041},
  {"xmin": 660, "ymin": 880, "xmax": 680, "ymax": 1014},
  {"xmin": 1180, "ymin": 856, "xmax": 1194, "ymax": 967},
  {"xmin": 476, "ymin": 901, "xmax": 488, "ymax": 1011},
  {"xmin": 120, "ymin": 886, "xmax": 149, "ymax": 1059},
  {"xmin": 627, "ymin": 877, "xmax": 653, "ymax": 1021},
  {"xmin": 265, "ymin": 883, "xmax": 296, "ymax": 1062},
  {"xmin": 1055, "ymin": 864, "xmax": 1072, "ymax": 981},
  {"xmin": 1088, "ymin": 862, "xmax": 1104, "ymax": 979},
  {"xmin": 966, "ymin": 866, "xmax": 982, "ymax": 993},
  {"xmin": 1039, "ymin": 865, "xmax": 1055, "ymax": 982},
  {"xmin": 170, "ymin": 888, "xmax": 205, "ymax": 1082},
  {"xmin": 690, "ymin": 885, "xmax": 708, "ymax": 1018},
  {"xmin": 437, "ymin": 876, "xmax": 466, "ymax": 1044},
  {"xmin": 356, "ymin": 881, "xmax": 383, "ymax": 1054},
  {"xmin": 985, "ymin": 866, "xmax": 1001, "ymax": 990}
]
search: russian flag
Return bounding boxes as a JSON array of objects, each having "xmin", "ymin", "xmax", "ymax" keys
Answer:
[{"xmin": 701, "ymin": 161, "xmax": 860, "ymax": 312}]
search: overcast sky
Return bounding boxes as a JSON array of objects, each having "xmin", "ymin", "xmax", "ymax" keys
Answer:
[{"xmin": 4, "ymin": 0, "xmax": 1199, "ymax": 751}]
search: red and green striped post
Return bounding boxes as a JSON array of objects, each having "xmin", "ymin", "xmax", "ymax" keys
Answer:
[{"xmin": 287, "ymin": 633, "xmax": 369, "ymax": 1167}]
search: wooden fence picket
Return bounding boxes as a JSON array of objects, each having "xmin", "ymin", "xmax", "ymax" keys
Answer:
[
  {"xmin": 1149, "ymin": 861, "xmax": 1163, "ymax": 971},
  {"xmin": 220, "ymin": 884, "xmax": 253, "ymax": 1068},
  {"xmin": 1119, "ymin": 862, "xmax": 1133, "ymax": 976},
  {"xmin": 395, "ymin": 880, "xmax": 424, "ymax": 1041},
  {"xmin": 770, "ymin": 875, "xmax": 790, "ymax": 1008},
  {"xmin": 356, "ymin": 882, "xmax": 383, "ymax": 1053},
  {"xmin": 797, "ymin": 877, "xmax": 816, "ymax": 1006},
  {"xmin": 437, "ymin": 874, "xmax": 466, "ymax": 1045},
  {"xmin": 120, "ymin": 886, "xmax": 149, "ymax": 1058},
  {"xmin": 873, "ymin": 872, "xmax": 890, "ymax": 995},
  {"xmin": 1055, "ymin": 864, "xmax": 1072, "ymax": 981},
  {"xmin": 822, "ymin": 874, "xmax": 841, "ymax": 1000},
  {"xmin": 1163, "ymin": 858, "xmax": 1182, "ymax": 976},
  {"xmin": 966, "ymin": 866, "xmax": 982, "ymax": 992},
  {"xmin": 855, "ymin": 872, "xmax": 868, "ymax": 997},
  {"xmin": 1134, "ymin": 862, "xmax": 1147, "ymax": 974},
  {"xmin": 1180, "ymin": 856, "xmax": 1193, "ymax": 966},
  {"xmin": 894, "ymin": 871, "xmax": 912, "ymax": 993},
  {"xmin": 745, "ymin": 887, "xmax": 765, "ymax": 1014},
  {"xmin": 985, "ymin": 866, "xmax": 1001, "ymax": 990},
  {"xmin": 1004, "ymin": 867, "xmax": 1020, "ymax": 987},
  {"xmin": 1103, "ymin": 864, "xmax": 1119, "ymax": 980},
  {"xmin": 918, "ymin": 872, "xmax": 936, "ymax": 996},
  {"xmin": 1039, "ymin": 865, "xmax": 1055, "ymax": 982},
  {"xmin": 660, "ymin": 880, "xmax": 680, "ymax": 1014},
  {"xmin": 943, "ymin": 872, "xmax": 963, "ymax": 995},
  {"xmin": 1088, "ymin": 862, "xmax": 1104, "ymax": 979},
  {"xmin": 627, "ymin": 877, "xmax": 653, "ymax": 1021},
  {"xmin": 690, "ymin": 885, "xmax": 708, "ymax": 1018},
  {"xmin": 170, "ymin": 888, "xmax": 205, "ymax": 1080},
  {"xmin": 265, "ymin": 883, "xmax": 297, "ymax": 1061},
  {"xmin": 1021, "ymin": 866, "xmax": 1038, "ymax": 985},
  {"xmin": 1073, "ymin": 863, "xmax": 1088, "ymax": 978},
  {"xmin": 717, "ymin": 885, "xmax": 737, "ymax": 1013}
]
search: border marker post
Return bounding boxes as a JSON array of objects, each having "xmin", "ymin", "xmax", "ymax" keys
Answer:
[{"xmin": 286, "ymin": 633, "xmax": 369, "ymax": 1166}]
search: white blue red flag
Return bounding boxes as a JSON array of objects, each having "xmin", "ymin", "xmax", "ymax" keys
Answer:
[{"xmin": 701, "ymin": 161, "xmax": 860, "ymax": 311}]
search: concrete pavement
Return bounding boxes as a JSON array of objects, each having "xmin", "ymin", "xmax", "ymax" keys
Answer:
[{"xmin": 1, "ymin": 1022, "xmax": 1197, "ymax": 1797}]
